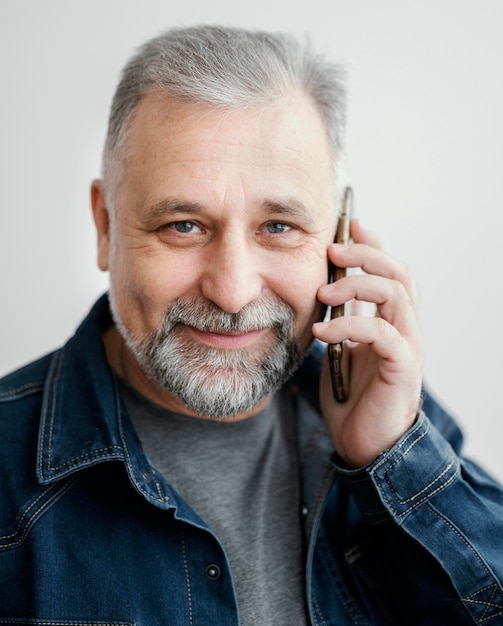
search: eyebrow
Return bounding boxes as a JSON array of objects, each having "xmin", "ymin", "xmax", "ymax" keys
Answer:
[
  {"xmin": 139, "ymin": 198, "xmax": 203, "ymax": 221},
  {"xmin": 140, "ymin": 196, "xmax": 316, "ymax": 225},
  {"xmin": 262, "ymin": 199, "xmax": 316, "ymax": 225}
]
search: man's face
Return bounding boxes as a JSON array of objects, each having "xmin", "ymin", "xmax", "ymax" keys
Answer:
[{"xmin": 93, "ymin": 90, "xmax": 337, "ymax": 419}]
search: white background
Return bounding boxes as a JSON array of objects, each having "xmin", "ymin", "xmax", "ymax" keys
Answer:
[{"xmin": 1, "ymin": 1, "xmax": 502, "ymax": 477}]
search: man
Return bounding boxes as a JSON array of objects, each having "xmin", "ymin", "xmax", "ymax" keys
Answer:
[{"xmin": 0, "ymin": 25, "xmax": 501, "ymax": 624}]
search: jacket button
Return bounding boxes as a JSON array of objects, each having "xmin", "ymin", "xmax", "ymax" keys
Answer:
[{"xmin": 206, "ymin": 564, "xmax": 221, "ymax": 580}]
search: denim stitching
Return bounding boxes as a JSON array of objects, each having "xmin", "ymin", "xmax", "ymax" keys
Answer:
[
  {"xmin": 310, "ymin": 596, "xmax": 329, "ymax": 626},
  {"xmin": 370, "ymin": 418, "xmax": 459, "ymax": 515},
  {"xmin": 0, "ymin": 381, "xmax": 44, "ymax": 401},
  {"xmin": 48, "ymin": 447, "xmax": 124, "ymax": 471},
  {"xmin": 464, "ymin": 583, "xmax": 503, "ymax": 623},
  {"xmin": 47, "ymin": 348, "xmax": 64, "ymax": 471},
  {"xmin": 0, "ymin": 477, "xmax": 78, "ymax": 549},
  {"xmin": 0, "ymin": 487, "xmax": 54, "ymax": 541},
  {"xmin": 0, "ymin": 622, "xmax": 133, "ymax": 625},
  {"xmin": 428, "ymin": 505, "xmax": 494, "ymax": 576},
  {"xmin": 376, "ymin": 462, "xmax": 458, "ymax": 518},
  {"xmin": 38, "ymin": 348, "xmax": 64, "ymax": 477},
  {"xmin": 180, "ymin": 529, "xmax": 194, "ymax": 626},
  {"xmin": 426, "ymin": 506, "xmax": 503, "ymax": 621},
  {"xmin": 38, "ymin": 349, "xmax": 123, "ymax": 476},
  {"xmin": 372, "ymin": 419, "xmax": 429, "ymax": 473},
  {"xmin": 384, "ymin": 450, "xmax": 457, "ymax": 506},
  {"xmin": 116, "ymin": 391, "xmax": 166, "ymax": 504}
]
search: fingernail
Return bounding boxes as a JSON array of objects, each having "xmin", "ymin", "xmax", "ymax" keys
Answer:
[{"xmin": 313, "ymin": 321, "xmax": 329, "ymax": 331}]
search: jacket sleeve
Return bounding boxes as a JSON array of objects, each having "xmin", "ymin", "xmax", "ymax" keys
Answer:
[{"xmin": 332, "ymin": 389, "xmax": 503, "ymax": 625}]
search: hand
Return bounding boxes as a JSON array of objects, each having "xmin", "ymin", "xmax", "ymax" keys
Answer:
[{"xmin": 312, "ymin": 219, "xmax": 423, "ymax": 468}]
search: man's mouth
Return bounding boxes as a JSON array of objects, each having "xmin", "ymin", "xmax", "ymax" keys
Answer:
[{"xmin": 182, "ymin": 325, "xmax": 270, "ymax": 349}]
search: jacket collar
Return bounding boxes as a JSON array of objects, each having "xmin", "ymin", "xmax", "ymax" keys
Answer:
[{"xmin": 37, "ymin": 294, "xmax": 126, "ymax": 484}]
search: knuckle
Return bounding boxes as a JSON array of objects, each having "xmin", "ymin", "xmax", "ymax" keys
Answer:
[{"xmin": 390, "ymin": 278, "xmax": 408, "ymax": 300}]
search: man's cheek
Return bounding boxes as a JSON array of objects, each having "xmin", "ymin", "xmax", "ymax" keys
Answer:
[{"xmin": 293, "ymin": 301, "xmax": 325, "ymax": 349}]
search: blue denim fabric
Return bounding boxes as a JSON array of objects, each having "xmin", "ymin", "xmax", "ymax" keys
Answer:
[{"xmin": 1, "ymin": 294, "xmax": 502, "ymax": 624}]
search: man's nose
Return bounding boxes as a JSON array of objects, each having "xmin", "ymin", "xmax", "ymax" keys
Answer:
[{"xmin": 200, "ymin": 235, "xmax": 265, "ymax": 314}]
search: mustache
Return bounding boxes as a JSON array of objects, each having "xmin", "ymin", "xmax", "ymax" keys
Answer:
[{"xmin": 159, "ymin": 296, "xmax": 295, "ymax": 335}]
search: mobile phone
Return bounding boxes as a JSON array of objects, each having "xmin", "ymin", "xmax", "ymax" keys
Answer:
[{"xmin": 328, "ymin": 186, "xmax": 353, "ymax": 402}]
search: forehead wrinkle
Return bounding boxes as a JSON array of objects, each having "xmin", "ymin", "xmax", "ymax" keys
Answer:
[{"xmin": 154, "ymin": 149, "xmax": 302, "ymax": 167}]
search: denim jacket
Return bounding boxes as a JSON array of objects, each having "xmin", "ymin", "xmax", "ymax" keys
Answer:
[{"xmin": 1, "ymin": 295, "xmax": 502, "ymax": 624}]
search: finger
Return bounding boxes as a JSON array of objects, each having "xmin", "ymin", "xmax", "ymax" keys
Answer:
[
  {"xmin": 312, "ymin": 315, "xmax": 415, "ymax": 372},
  {"xmin": 318, "ymin": 274, "xmax": 420, "ymax": 339},
  {"xmin": 350, "ymin": 218, "xmax": 383, "ymax": 248},
  {"xmin": 347, "ymin": 297, "xmax": 376, "ymax": 318},
  {"xmin": 328, "ymin": 242, "xmax": 418, "ymax": 305}
]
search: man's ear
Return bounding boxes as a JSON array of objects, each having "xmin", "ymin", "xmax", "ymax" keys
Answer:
[{"xmin": 91, "ymin": 179, "xmax": 111, "ymax": 272}]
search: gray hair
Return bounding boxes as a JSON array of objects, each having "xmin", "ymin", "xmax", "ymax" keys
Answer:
[{"xmin": 102, "ymin": 25, "xmax": 346, "ymax": 199}]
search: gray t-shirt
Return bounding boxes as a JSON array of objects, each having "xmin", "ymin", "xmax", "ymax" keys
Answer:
[{"xmin": 119, "ymin": 379, "xmax": 308, "ymax": 625}]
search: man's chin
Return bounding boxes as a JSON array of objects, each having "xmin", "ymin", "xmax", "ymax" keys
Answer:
[{"xmin": 148, "ymin": 355, "xmax": 292, "ymax": 420}]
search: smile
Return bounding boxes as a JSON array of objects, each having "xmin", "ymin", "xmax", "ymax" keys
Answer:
[{"xmin": 183, "ymin": 325, "xmax": 270, "ymax": 349}]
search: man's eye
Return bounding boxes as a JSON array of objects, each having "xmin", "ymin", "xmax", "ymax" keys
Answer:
[
  {"xmin": 265, "ymin": 222, "xmax": 291, "ymax": 234},
  {"xmin": 170, "ymin": 221, "xmax": 200, "ymax": 234}
]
